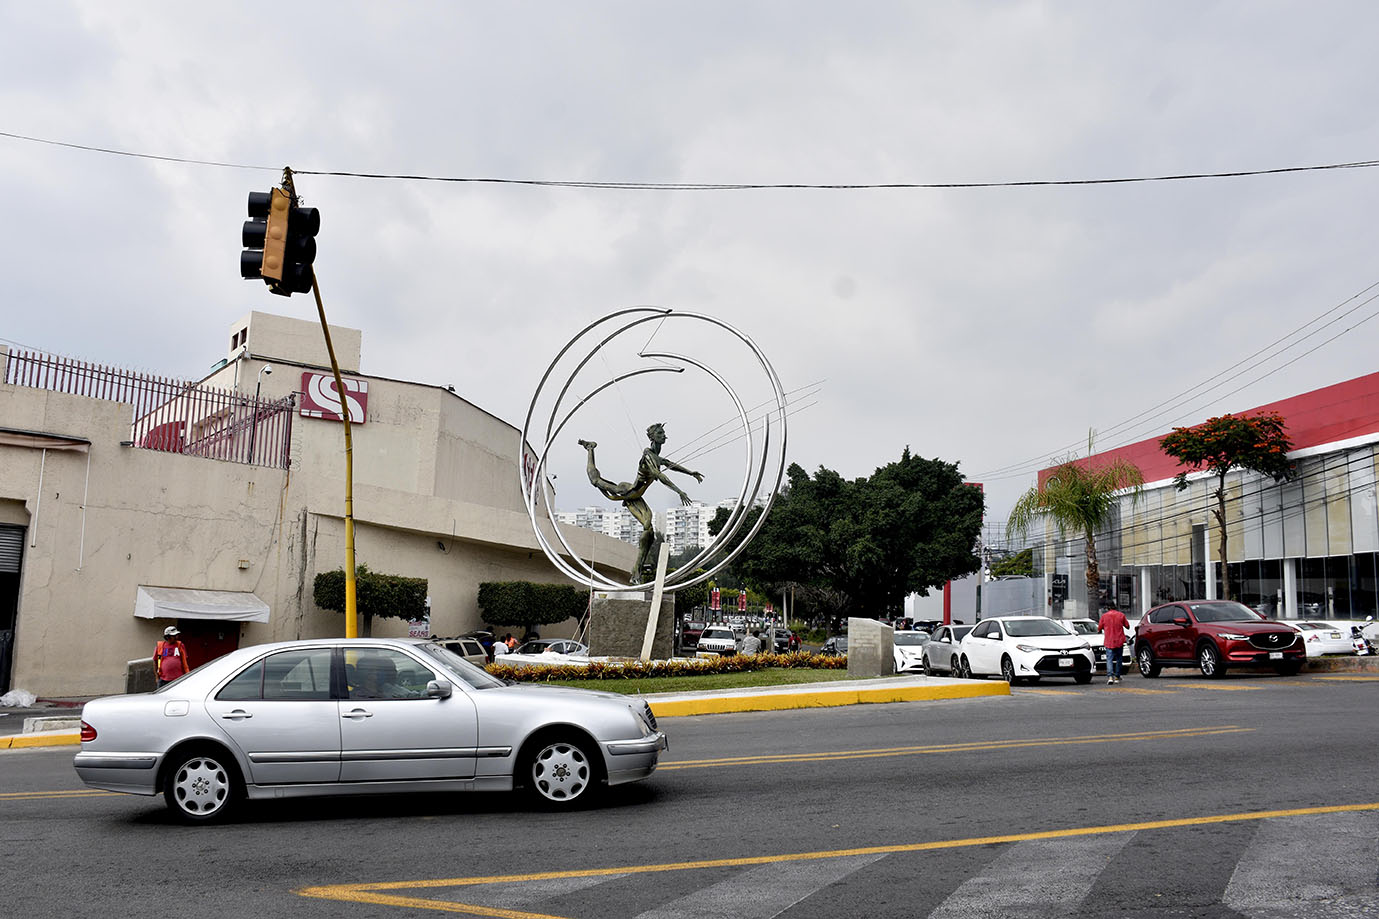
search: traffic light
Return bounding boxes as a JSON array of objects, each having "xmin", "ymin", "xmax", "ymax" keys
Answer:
[{"xmin": 239, "ymin": 187, "xmax": 319, "ymax": 296}]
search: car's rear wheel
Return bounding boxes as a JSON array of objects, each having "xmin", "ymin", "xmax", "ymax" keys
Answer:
[
  {"xmin": 163, "ymin": 746, "xmax": 240, "ymax": 824},
  {"xmin": 1198, "ymin": 642, "xmax": 1226, "ymax": 679},
  {"xmin": 1000, "ymin": 656, "xmax": 1016, "ymax": 684},
  {"xmin": 920, "ymin": 656, "xmax": 931, "ymax": 676},
  {"xmin": 1137, "ymin": 643, "xmax": 1160, "ymax": 678},
  {"xmin": 524, "ymin": 733, "xmax": 601, "ymax": 808}
]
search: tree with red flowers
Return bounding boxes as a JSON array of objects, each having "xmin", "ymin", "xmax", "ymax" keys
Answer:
[{"xmin": 1158, "ymin": 412, "xmax": 1293, "ymax": 601}]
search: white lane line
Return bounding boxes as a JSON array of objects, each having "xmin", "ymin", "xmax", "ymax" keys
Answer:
[
  {"xmin": 926, "ymin": 830, "xmax": 1134, "ymax": 919},
  {"xmin": 632, "ymin": 853, "xmax": 887, "ymax": 919},
  {"xmin": 1224, "ymin": 811, "xmax": 1379, "ymax": 917}
]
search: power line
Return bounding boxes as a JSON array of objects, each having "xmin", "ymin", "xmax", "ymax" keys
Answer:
[
  {"xmin": 3, "ymin": 130, "xmax": 1378, "ymax": 191},
  {"xmin": 972, "ymin": 279, "xmax": 1379, "ymax": 482}
]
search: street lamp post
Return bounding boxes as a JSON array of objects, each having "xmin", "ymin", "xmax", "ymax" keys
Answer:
[{"xmin": 248, "ymin": 364, "xmax": 273, "ymax": 463}]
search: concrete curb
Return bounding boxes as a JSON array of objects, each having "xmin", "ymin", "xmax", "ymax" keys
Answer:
[
  {"xmin": 1, "ymin": 730, "xmax": 80, "ymax": 750},
  {"xmin": 646, "ymin": 679, "xmax": 1010, "ymax": 717}
]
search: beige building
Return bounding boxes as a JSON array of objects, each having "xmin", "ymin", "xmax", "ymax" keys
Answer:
[{"xmin": 0, "ymin": 312, "xmax": 632, "ymax": 697}]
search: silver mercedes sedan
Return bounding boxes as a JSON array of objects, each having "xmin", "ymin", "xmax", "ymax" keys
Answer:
[{"xmin": 73, "ymin": 637, "xmax": 667, "ymax": 823}]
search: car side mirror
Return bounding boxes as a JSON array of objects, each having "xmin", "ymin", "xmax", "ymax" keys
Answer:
[
  {"xmin": 1172, "ymin": 616, "xmax": 1190, "ymax": 626},
  {"xmin": 426, "ymin": 680, "xmax": 453, "ymax": 699}
]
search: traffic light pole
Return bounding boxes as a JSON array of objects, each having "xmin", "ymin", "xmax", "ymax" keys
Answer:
[{"xmin": 310, "ymin": 268, "xmax": 359, "ymax": 638}]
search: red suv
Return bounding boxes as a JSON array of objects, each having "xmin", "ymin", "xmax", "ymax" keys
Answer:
[{"xmin": 1135, "ymin": 600, "xmax": 1304, "ymax": 679}]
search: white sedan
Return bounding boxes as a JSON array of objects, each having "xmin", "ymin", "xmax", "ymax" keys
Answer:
[
  {"xmin": 1291, "ymin": 621, "xmax": 1355, "ymax": 657},
  {"xmin": 959, "ymin": 616, "xmax": 1095, "ymax": 684},
  {"xmin": 892, "ymin": 631, "xmax": 930, "ymax": 673}
]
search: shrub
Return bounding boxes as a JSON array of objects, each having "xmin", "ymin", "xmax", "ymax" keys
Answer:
[{"xmin": 486, "ymin": 651, "xmax": 845, "ymax": 683}]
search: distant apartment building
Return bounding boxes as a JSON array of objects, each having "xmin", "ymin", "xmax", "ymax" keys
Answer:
[{"xmin": 560, "ymin": 498, "xmax": 746, "ymax": 556}]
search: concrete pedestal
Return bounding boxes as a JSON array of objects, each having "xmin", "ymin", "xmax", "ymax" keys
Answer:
[
  {"xmin": 846, "ymin": 617, "xmax": 895, "ymax": 678},
  {"xmin": 587, "ymin": 592, "xmax": 675, "ymax": 660}
]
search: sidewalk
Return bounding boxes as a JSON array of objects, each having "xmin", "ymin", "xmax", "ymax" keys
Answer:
[{"xmin": 0, "ymin": 675, "xmax": 1008, "ymax": 749}]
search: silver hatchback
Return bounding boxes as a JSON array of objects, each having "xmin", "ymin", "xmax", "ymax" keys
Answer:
[{"xmin": 74, "ymin": 637, "xmax": 667, "ymax": 823}]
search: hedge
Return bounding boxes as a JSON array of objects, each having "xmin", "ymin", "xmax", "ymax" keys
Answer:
[{"xmin": 486, "ymin": 651, "xmax": 845, "ymax": 683}]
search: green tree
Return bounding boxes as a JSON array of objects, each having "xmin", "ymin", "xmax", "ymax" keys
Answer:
[
  {"xmin": 313, "ymin": 563, "xmax": 428, "ymax": 637},
  {"xmin": 989, "ymin": 548, "xmax": 1034, "ymax": 578},
  {"xmin": 476, "ymin": 581, "xmax": 589, "ymax": 638},
  {"xmin": 1159, "ymin": 411, "xmax": 1293, "ymax": 601},
  {"xmin": 710, "ymin": 449, "xmax": 984, "ymax": 621},
  {"xmin": 1007, "ymin": 451, "xmax": 1144, "ymax": 615}
]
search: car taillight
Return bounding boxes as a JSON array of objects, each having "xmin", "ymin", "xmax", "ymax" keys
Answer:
[{"xmin": 80, "ymin": 721, "xmax": 96, "ymax": 742}]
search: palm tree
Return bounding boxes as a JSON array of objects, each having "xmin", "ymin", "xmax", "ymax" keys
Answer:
[{"xmin": 1006, "ymin": 452, "xmax": 1144, "ymax": 617}]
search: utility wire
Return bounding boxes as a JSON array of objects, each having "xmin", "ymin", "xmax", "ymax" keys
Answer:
[
  {"xmin": 3, "ymin": 130, "xmax": 1378, "ymax": 191},
  {"xmin": 973, "ymin": 279, "xmax": 1379, "ymax": 481}
]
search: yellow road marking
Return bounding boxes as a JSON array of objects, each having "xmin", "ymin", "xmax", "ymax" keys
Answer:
[
  {"xmin": 657, "ymin": 725, "xmax": 1251, "ymax": 770},
  {"xmin": 296, "ymin": 801, "xmax": 1379, "ymax": 917},
  {"xmin": 1315, "ymin": 674, "xmax": 1379, "ymax": 682},
  {"xmin": 0, "ymin": 789, "xmax": 117, "ymax": 801}
]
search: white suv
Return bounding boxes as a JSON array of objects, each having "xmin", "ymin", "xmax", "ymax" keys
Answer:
[{"xmin": 695, "ymin": 626, "xmax": 739, "ymax": 658}]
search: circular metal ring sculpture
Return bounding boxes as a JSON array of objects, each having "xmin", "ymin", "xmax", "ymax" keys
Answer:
[{"xmin": 520, "ymin": 308, "xmax": 787, "ymax": 592}]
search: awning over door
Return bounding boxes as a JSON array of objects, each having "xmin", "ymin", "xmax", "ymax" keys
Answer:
[{"xmin": 134, "ymin": 587, "xmax": 270, "ymax": 623}]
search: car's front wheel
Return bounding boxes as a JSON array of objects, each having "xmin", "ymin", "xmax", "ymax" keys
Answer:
[
  {"xmin": 524, "ymin": 734, "xmax": 601, "ymax": 808},
  {"xmin": 163, "ymin": 746, "xmax": 240, "ymax": 824},
  {"xmin": 959, "ymin": 655, "xmax": 976, "ymax": 679},
  {"xmin": 1198, "ymin": 642, "xmax": 1227, "ymax": 679},
  {"xmin": 920, "ymin": 655, "xmax": 931, "ymax": 676},
  {"xmin": 950, "ymin": 655, "xmax": 961, "ymax": 676},
  {"xmin": 1137, "ymin": 643, "xmax": 1160, "ymax": 678},
  {"xmin": 1000, "ymin": 656, "xmax": 1016, "ymax": 684}
]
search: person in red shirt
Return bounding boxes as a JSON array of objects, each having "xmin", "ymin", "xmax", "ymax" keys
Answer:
[
  {"xmin": 154, "ymin": 626, "xmax": 192, "ymax": 687},
  {"xmin": 1098, "ymin": 608, "xmax": 1131, "ymax": 684}
]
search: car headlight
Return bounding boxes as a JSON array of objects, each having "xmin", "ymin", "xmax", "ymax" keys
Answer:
[
  {"xmin": 1074, "ymin": 641, "xmax": 1090, "ymax": 650},
  {"xmin": 1218, "ymin": 632, "xmax": 1247, "ymax": 641},
  {"xmin": 1015, "ymin": 644, "xmax": 1040, "ymax": 653}
]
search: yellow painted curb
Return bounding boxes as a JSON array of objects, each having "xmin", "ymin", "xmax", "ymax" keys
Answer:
[
  {"xmin": 648, "ymin": 681, "xmax": 1010, "ymax": 718},
  {"xmin": 0, "ymin": 732, "xmax": 80, "ymax": 750}
]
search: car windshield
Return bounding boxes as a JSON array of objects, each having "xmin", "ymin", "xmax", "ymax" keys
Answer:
[
  {"xmin": 1003, "ymin": 619, "xmax": 1071, "ymax": 638},
  {"xmin": 515, "ymin": 641, "xmax": 554, "ymax": 654},
  {"xmin": 703, "ymin": 629, "xmax": 733, "ymax": 640},
  {"xmin": 894, "ymin": 632, "xmax": 929, "ymax": 646},
  {"xmin": 417, "ymin": 642, "xmax": 506, "ymax": 689},
  {"xmin": 1067, "ymin": 621, "xmax": 1098, "ymax": 635},
  {"xmin": 1188, "ymin": 602, "xmax": 1261, "ymax": 623}
]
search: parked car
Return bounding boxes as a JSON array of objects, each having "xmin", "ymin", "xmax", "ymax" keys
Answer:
[
  {"xmin": 819, "ymin": 636, "xmax": 849, "ymax": 656},
  {"xmin": 1134, "ymin": 600, "xmax": 1305, "ymax": 678},
  {"xmin": 434, "ymin": 636, "xmax": 489, "ymax": 667},
  {"xmin": 959, "ymin": 616, "xmax": 1095, "ymax": 684},
  {"xmin": 513, "ymin": 639, "xmax": 589, "ymax": 656},
  {"xmin": 1285, "ymin": 621, "xmax": 1355, "ymax": 657},
  {"xmin": 1064, "ymin": 619, "xmax": 1108, "ymax": 670},
  {"xmin": 921, "ymin": 624, "xmax": 973, "ymax": 675},
  {"xmin": 73, "ymin": 637, "xmax": 667, "ymax": 823},
  {"xmin": 893, "ymin": 631, "xmax": 930, "ymax": 673},
  {"xmin": 695, "ymin": 625, "xmax": 739, "ymax": 658},
  {"xmin": 679, "ymin": 620, "xmax": 706, "ymax": 651}
]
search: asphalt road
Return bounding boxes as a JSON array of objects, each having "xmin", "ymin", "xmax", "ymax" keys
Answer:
[{"xmin": 3, "ymin": 669, "xmax": 1377, "ymax": 918}]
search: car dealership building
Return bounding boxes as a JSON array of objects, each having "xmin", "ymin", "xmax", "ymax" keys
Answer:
[
  {"xmin": 0, "ymin": 312, "xmax": 631, "ymax": 697},
  {"xmin": 1026, "ymin": 371, "xmax": 1379, "ymax": 623}
]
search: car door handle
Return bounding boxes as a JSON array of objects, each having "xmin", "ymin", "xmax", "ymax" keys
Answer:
[
  {"xmin": 341, "ymin": 709, "xmax": 374, "ymax": 720},
  {"xmin": 220, "ymin": 710, "xmax": 253, "ymax": 721}
]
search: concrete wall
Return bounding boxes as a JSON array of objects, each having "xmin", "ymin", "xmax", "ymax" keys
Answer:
[{"xmin": 0, "ymin": 314, "xmax": 635, "ymax": 697}]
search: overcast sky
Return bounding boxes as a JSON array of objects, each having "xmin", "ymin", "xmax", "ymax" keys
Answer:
[{"xmin": 4, "ymin": 1, "xmax": 1378, "ymax": 541}]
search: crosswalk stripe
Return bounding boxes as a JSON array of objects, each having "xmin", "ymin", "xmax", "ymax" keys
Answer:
[
  {"xmin": 926, "ymin": 832, "xmax": 1133, "ymax": 918},
  {"xmin": 1224, "ymin": 811, "xmax": 1379, "ymax": 916},
  {"xmin": 631, "ymin": 854, "xmax": 886, "ymax": 919}
]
